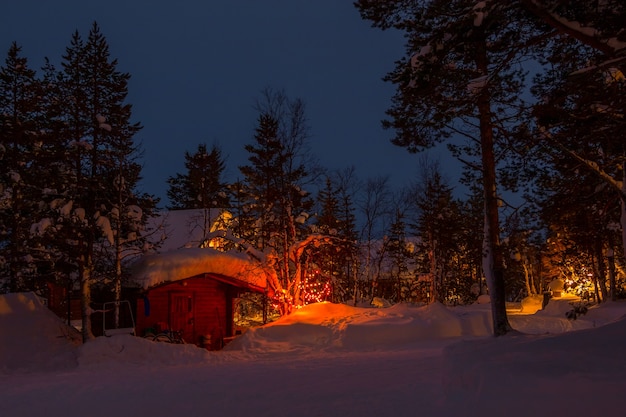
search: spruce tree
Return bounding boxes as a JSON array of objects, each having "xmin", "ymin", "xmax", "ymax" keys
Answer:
[
  {"xmin": 239, "ymin": 114, "xmax": 285, "ymax": 249},
  {"xmin": 0, "ymin": 43, "xmax": 43, "ymax": 292},
  {"xmin": 457, "ymin": 177, "xmax": 491, "ymax": 301},
  {"xmin": 0, "ymin": 26, "xmax": 156, "ymax": 330},
  {"xmin": 38, "ymin": 22, "xmax": 156, "ymax": 340},
  {"xmin": 239, "ymin": 90, "xmax": 315, "ymax": 312},
  {"xmin": 167, "ymin": 143, "xmax": 230, "ymax": 210},
  {"xmin": 386, "ymin": 207, "xmax": 414, "ymax": 303},
  {"xmin": 410, "ymin": 164, "xmax": 463, "ymax": 303},
  {"xmin": 100, "ymin": 108, "xmax": 158, "ymax": 326},
  {"xmin": 314, "ymin": 175, "xmax": 359, "ymax": 303}
]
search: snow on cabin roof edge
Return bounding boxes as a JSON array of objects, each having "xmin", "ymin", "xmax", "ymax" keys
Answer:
[{"xmin": 131, "ymin": 248, "xmax": 276, "ymax": 292}]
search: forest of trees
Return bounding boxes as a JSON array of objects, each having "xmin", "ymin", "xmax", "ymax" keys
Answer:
[
  {"xmin": 1, "ymin": 1, "xmax": 625, "ymax": 338},
  {"xmin": 0, "ymin": 23, "xmax": 159, "ymax": 340},
  {"xmin": 355, "ymin": 0, "xmax": 626, "ymax": 334}
]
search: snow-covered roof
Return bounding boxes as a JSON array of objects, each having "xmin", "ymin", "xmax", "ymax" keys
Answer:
[{"xmin": 132, "ymin": 248, "xmax": 276, "ymax": 292}]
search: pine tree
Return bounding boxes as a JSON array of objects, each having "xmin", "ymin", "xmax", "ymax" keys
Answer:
[
  {"xmin": 167, "ymin": 143, "xmax": 230, "ymax": 210},
  {"xmin": 314, "ymin": 175, "xmax": 359, "ymax": 303},
  {"xmin": 520, "ymin": 0, "xmax": 626, "ymax": 56},
  {"xmin": 529, "ymin": 19, "xmax": 626, "ymax": 272},
  {"xmin": 457, "ymin": 177, "xmax": 490, "ymax": 301},
  {"xmin": 314, "ymin": 177, "xmax": 341, "ymax": 292},
  {"xmin": 410, "ymin": 163, "xmax": 463, "ymax": 303},
  {"xmin": 0, "ymin": 42, "xmax": 43, "ymax": 292},
  {"xmin": 386, "ymin": 207, "xmax": 414, "ymax": 303},
  {"xmin": 35, "ymin": 22, "xmax": 156, "ymax": 340},
  {"xmin": 166, "ymin": 142, "xmax": 231, "ymax": 251},
  {"xmin": 100, "ymin": 108, "xmax": 159, "ymax": 326},
  {"xmin": 353, "ymin": 0, "xmax": 546, "ymax": 334},
  {"xmin": 239, "ymin": 114, "xmax": 285, "ymax": 249},
  {"xmin": 533, "ymin": 152, "xmax": 620, "ymax": 302},
  {"xmin": 0, "ymin": 25, "xmax": 156, "ymax": 331},
  {"xmin": 238, "ymin": 90, "xmax": 315, "ymax": 312}
]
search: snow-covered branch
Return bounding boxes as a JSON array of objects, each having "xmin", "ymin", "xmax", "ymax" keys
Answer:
[
  {"xmin": 538, "ymin": 127, "xmax": 625, "ymax": 199},
  {"xmin": 520, "ymin": 0, "xmax": 626, "ymax": 55},
  {"xmin": 288, "ymin": 233, "xmax": 339, "ymax": 262}
]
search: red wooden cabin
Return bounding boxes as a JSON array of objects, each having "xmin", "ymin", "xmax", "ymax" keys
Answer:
[{"xmin": 135, "ymin": 272, "xmax": 266, "ymax": 350}]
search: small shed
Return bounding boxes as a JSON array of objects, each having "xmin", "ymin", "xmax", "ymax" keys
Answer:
[{"xmin": 132, "ymin": 247, "xmax": 278, "ymax": 350}]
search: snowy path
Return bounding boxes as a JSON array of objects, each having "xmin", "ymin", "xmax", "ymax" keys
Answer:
[{"xmin": 2, "ymin": 345, "xmax": 449, "ymax": 417}]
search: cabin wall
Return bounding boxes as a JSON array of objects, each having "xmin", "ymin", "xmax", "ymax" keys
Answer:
[{"xmin": 136, "ymin": 276, "xmax": 236, "ymax": 350}]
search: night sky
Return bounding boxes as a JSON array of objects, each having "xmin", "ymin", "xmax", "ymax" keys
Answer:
[{"xmin": 1, "ymin": 1, "xmax": 456, "ymax": 204}]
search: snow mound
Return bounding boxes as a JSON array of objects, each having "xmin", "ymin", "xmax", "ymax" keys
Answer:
[
  {"xmin": 476, "ymin": 294, "xmax": 491, "ymax": 304},
  {"xmin": 79, "ymin": 334, "xmax": 212, "ymax": 368},
  {"xmin": 536, "ymin": 297, "xmax": 578, "ymax": 317},
  {"xmin": 226, "ymin": 302, "xmax": 494, "ymax": 352},
  {"xmin": 0, "ymin": 292, "xmax": 80, "ymax": 374},
  {"xmin": 519, "ymin": 294, "xmax": 543, "ymax": 314}
]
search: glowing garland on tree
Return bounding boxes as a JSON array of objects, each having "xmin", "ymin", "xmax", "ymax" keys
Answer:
[
  {"xmin": 299, "ymin": 270, "xmax": 332, "ymax": 305},
  {"xmin": 269, "ymin": 270, "xmax": 332, "ymax": 312}
]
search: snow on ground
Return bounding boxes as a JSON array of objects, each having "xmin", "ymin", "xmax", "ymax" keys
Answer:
[
  {"xmin": 1, "ymin": 292, "xmax": 626, "ymax": 417},
  {"xmin": 0, "ymin": 293, "xmax": 80, "ymax": 374}
]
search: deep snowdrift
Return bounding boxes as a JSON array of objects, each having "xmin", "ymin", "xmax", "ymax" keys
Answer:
[{"xmin": 0, "ymin": 292, "xmax": 80, "ymax": 373}]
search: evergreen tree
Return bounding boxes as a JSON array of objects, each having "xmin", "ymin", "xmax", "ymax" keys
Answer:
[
  {"xmin": 533, "ymin": 153, "xmax": 620, "ymax": 302},
  {"xmin": 23, "ymin": 58, "xmax": 66, "ymax": 294},
  {"xmin": 0, "ymin": 43, "xmax": 43, "ymax": 292},
  {"xmin": 0, "ymin": 26, "xmax": 156, "ymax": 332},
  {"xmin": 386, "ymin": 207, "xmax": 415, "ymax": 303},
  {"xmin": 457, "ymin": 177, "xmax": 491, "ymax": 301},
  {"xmin": 167, "ymin": 143, "xmax": 230, "ymax": 210},
  {"xmin": 314, "ymin": 176, "xmax": 342, "ymax": 293},
  {"xmin": 35, "ymin": 22, "xmax": 156, "ymax": 340},
  {"xmin": 529, "ymin": 18, "xmax": 626, "ymax": 269},
  {"xmin": 409, "ymin": 162, "xmax": 464, "ymax": 303},
  {"xmin": 353, "ymin": 0, "xmax": 546, "ymax": 334},
  {"xmin": 336, "ymin": 183, "xmax": 360, "ymax": 304},
  {"xmin": 238, "ymin": 90, "xmax": 315, "ymax": 312},
  {"xmin": 166, "ymin": 142, "xmax": 231, "ymax": 251},
  {"xmin": 314, "ymin": 174, "xmax": 360, "ymax": 303},
  {"xmin": 239, "ymin": 114, "xmax": 285, "ymax": 248},
  {"xmin": 99, "ymin": 108, "xmax": 159, "ymax": 326},
  {"xmin": 520, "ymin": 0, "xmax": 626, "ymax": 56},
  {"xmin": 316, "ymin": 177, "xmax": 340, "ymax": 235},
  {"xmin": 502, "ymin": 217, "xmax": 544, "ymax": 301},
  {"xmin": 498, "ymin": 1, "xmax": 626, "ymax": 303}
]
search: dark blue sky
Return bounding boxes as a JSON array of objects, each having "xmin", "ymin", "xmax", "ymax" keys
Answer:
[{"xmin": 2, "ymin": 1, "xmax": 456, "ymax": 204}]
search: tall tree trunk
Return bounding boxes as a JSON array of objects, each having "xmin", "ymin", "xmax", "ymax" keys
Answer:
[
  {"xmin": 607, "ymin": 234, "xmax": 617, "ymax": 301},
  {"xmin": 428, "ymin": 231, "xmax": 437, "ymax": 303},
  {"xmin": 523, "ymin": 262, "xmax": 532, "ymax": 297},
  {"xmin": 475, "ymin": 36, "xmax": 512, "ymax": 337},
  {"xmin": 114, "ymin": 235, "xmax": 122, "ymax": 328},
  {"xmin": 620, "ymin": 169, "xmax": 626, "ymax": 263},
  {"xmin": 607, "ymin": 249, "xmax": 617, "ymax": 302},
  {"xmin": 80, "ymin": 253, "xmax": 95, "ymax": 342},
  {"xmin": 594, "ymin": 239, "xmax": 609, "ymax": 302}
]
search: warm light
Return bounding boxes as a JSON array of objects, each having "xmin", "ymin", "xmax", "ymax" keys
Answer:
[{"xmin": 299, "ymin": 269, "xmax": 332, "ymax": 305}]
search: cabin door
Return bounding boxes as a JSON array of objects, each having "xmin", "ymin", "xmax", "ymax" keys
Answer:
[{"xmin": 168, "ymin": 291, "xmax": 195, "ymax": 343}]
